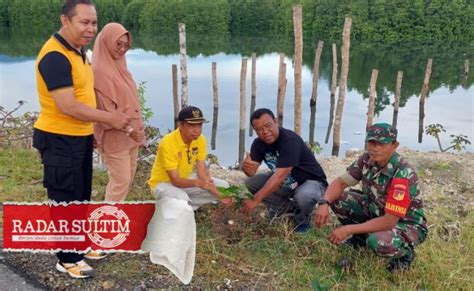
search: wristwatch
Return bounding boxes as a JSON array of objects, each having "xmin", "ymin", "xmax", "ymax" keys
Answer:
[{"xmin": 318, "ymin": 198, "xmax": 330, "ymax": 206}]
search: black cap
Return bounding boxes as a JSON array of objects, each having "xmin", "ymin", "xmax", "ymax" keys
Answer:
[{"xmin": 178, "ymin": 106, "xmax": 209, "ymax": 124}]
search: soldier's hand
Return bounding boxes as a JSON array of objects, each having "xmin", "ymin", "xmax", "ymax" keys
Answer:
[
  {"xmin": 328, "ymin": 226, "xmax": 350, "ymax": 245},
  {"xmin": 314, "ymin": 204, "xmax": 330, "ymax": 228}
]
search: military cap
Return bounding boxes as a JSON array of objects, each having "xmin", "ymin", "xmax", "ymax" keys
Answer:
[{"xmin": 366, "ymin": 123, "xmax": 397, "ymax": 143}]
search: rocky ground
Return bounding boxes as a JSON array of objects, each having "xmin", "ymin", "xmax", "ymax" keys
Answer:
[{"xmin": 2, "ymin": 148, "xmax": 473, "ymax": 289}]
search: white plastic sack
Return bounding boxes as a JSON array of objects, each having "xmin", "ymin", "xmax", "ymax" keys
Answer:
[{"xmin": 141, "ymin": 198, "xmax": 196, "ymax": 284}]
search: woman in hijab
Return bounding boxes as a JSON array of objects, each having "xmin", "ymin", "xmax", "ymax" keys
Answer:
[{"xmin": 92, "ymin": 23, "xmax": 145, "ymax": 202}]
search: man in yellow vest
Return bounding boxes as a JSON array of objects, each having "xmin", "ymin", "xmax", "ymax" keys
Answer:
[{"xmin": 32, "ymin": 0, "xmax": 130, "ymax": 279}]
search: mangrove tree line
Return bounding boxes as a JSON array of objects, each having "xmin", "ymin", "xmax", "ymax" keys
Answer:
[{"xmin": 0, "ymin": 0, "xmax": 472, "ymax": 44}]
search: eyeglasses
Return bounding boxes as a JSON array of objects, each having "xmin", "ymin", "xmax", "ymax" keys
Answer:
[
  {"xmin": 254, "ymin": 122, "xmax": 274, "ymax": 134},
  {"xmin": 115, "ymin": 41, "xmax": 130, "ymax": 51}
]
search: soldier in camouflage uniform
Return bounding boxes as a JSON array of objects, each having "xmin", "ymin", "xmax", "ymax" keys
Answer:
[{"xmin": 314, "ymin": 123, "xmax": 427, "ymax": 272}]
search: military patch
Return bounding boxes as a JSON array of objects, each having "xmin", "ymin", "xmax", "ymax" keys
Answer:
[
  {"xmin": 385, "ymin": 177, "xmax": 410, "ymax": 217},
  {"xmin": 393, "ymin": 189, "xmax": 405, "ymax": 201}
]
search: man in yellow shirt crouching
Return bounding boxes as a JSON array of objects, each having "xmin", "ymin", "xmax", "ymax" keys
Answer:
[{"xmin": 148, "ymin": 106, "xmax": 231, "ymax": 208}]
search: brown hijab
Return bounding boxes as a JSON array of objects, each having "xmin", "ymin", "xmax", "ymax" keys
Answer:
[{"xmin": 92, "ymin": 23, "xmax": 143, "ymax": 153}]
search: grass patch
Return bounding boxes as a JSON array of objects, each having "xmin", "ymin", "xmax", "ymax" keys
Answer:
[
  {"xmin": 0, "ymin": 147, "xmax": 44, "ymax": 201},
  {"xmin": 1, "ymin": 147, "xmax": 473, "ymax": 289}
]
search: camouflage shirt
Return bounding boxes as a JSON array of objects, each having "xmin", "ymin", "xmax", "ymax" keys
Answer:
[{"xmin": 340, "ymin": 152, "xmax": 427, "ymax": 229}]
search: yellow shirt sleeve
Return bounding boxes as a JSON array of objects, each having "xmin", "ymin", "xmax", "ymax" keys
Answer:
[{"xmin": 159, "ymin": 139, "xmax": 179, "ymax": 170}]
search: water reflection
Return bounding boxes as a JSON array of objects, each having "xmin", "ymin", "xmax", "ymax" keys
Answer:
[{"xmin": 0, "ymin": 30, "xmax": 472, "ymax": 166}]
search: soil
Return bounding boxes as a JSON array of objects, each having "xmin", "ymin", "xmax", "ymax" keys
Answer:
[{"xmin": 3, "ymin": 148, "xmax": 473, "ymax": 289}]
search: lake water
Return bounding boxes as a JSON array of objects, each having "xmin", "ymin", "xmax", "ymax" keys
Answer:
[{"xmin": 1, "ymin": 35, "xmax": 472, "ymax": 166}]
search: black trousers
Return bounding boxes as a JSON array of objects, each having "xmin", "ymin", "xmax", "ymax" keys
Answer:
[{"xmin": 33, "ymin": 129, "xmax": 93, "ymax": 263}]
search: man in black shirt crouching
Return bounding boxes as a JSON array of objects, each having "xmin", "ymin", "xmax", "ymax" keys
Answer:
[{"xmin": 242, "ymin": 108, "xmax": 328, "ymax": 233}]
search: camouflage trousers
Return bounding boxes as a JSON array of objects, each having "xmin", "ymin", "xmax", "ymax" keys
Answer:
[{"xmin": 331, "ymin": 189, "xmax": 427, "ymax": 258}]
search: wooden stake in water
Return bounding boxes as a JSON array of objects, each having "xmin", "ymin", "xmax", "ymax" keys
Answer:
[
  {"xmin": 365, "ymin": 69, "xmax": 379, "ymax": 149},
  {"xmin": 239, "ymin": 58, "xmax": 248, "ymax": 164},
  {"xmin": 249, "ymin": 53, "xmax": 257, "ymax": 136},
  {"xmin": 211, "ymin": 62, "xmax": 219, "ymax": 150},
  {"xmin": 309, "ymin": 40, "xmax": 324, "ymax": 145},
  {"xmin": 293, "ymin": 5, "xmax": 303, "ymax": 135},
  {"xmin": 332, "ymin": 17, "xmax": 352, "ymax": 156},
  {"xmin": 392, "ymin": 71, "xmax": 403, "ymax": 129},
  {"xmin": 179, "ymin": 23, "xmax": 188, "ymax": 108},
  {"xmin": 465, "ymin": 59, "xmax": 470, "ymax": 76},
  {"xmin": 172, "ymin": 64, "xmax": 179, "ymax": 129},
  {"xmin": 418, "ymin": 58, "xmax": 433, "ymax": 143},
  {"xmin": 366, "ymin": 69, "xmax": 379, "ymax": 129},
  {"xmin": 325, "ymin": 43, "xmax": 338, "ymax": 144},
  {"xmin": 464, "ymin": 59, "xmax": 470, "ymax": 86},
  {"xmin": 277, "ymin": 53, "xmax": 287, "ymax": 126}
]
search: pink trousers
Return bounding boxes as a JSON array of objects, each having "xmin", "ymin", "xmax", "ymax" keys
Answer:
[{"xmin": 101, "ymin": 146, "xmax": 139, "ymax": 202}]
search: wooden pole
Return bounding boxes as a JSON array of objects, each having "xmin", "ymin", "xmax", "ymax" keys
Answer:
[
  {"xmin": 464, "ymin": 58, "xmax": 470, "ymax": 86},
  {"xmin": 332, "ymin": 17, "xmax": 352, "ymax": 156},
  {"xmin": 325, "ymin": 43, "xmax": 338, "ymax": 144},
  {"xmin": 172, "ymin": 64, "xmax": 179, "ymax": 129},
  {"xmin": 365, "ymin": 69, "xmax": 379, "ymax": 149},
  {"xmin": 309, "ymin": 40, "xmax": 324, "ymax": 145},
  {"xmin": 249, "ymin": 52, "xmax": 257, "ymax": 136},
  {"xmin": 239, "ymin": 58, "xmax": 248, "ymax": 164},
  {"xmin": 418, "ymin": 58, "xmax": 433, "ymax": 143},
  {"xmin": 392, "ymin": 71, "xmax": 403, "ymax": 129},
  {"xmin": 293, "ymin": 5, "xmax": 303, "ymax": 135},
  {"xmin": 366, "ymin": 69, "xmax": 379, "ymax": 130},
  {"xmin": 277, "ymin": 53, "xmax": 287, "ymax": 125},
  {"xmin": 211, "ymin": 62, "xmax": 218, "ymax": 150},
  {"xmin": 179, "ymin": 23, "xmax": 188, "ymax": 108}
]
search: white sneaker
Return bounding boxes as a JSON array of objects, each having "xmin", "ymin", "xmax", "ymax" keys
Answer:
[{"xmin": 55, "ymin": 260, "xmax": 95, "ymax": 279}]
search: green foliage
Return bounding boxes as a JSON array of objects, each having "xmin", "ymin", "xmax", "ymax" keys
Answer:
[
  {"xmin": 95, "ymin": 0, "xmax": 125, "ymax": 29},
  {"xmin": 137, "ymin": 81, "xmax": 153, "ymax": 123},
  {"xmin": 1, "ymin": 0, "xmax": 472, "ymax": 44},
  {"xmin": 122, "ymin": 0, "xmax": 146, "ymax": 31},
  {"xmin": 8, "ymin": 0, "xmax": 62, "ymax": 33},
  {"xmin": 263, "ymin": 0, "xmax": 473, "ymax": 44},
  {"xmin": 136, "ymin": 81, "xmax": 161, "ymax": 162},
  {"xmin": 449, "ymin": 134, "xmax": 471, "ymax": 151},
  {"xmin": 229, "ymin": 0, "xmax": 275, "ymax": 36},
  {"xmin": 306, "ymin": 141, "xmax": 323, "ymax": 155},
  {"xmin": 0, "ymin": 0, "xmax": 11, "ymax": 27},
  {"xmin": 217, "ymin": 185, "xmax": 253, "ymax": 208},
  {"xmin": 139, "ymin": 0, "xmax": 230, "ymax": 36},
  {"xmin": 425, "ymin": 123, "xmax": 471, "ymax": 152}
]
